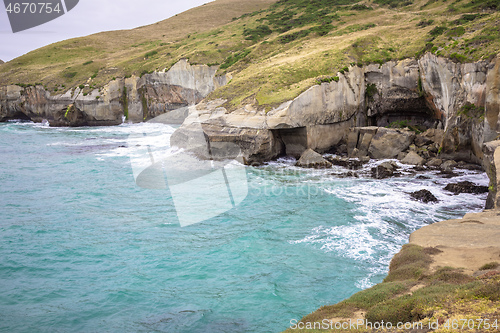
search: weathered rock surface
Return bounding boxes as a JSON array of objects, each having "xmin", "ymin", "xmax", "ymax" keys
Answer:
[
  {"xmin": 426, "ymin": 157, "xmax": 443, "ymax": 167},
  {"xmin": 419, "ymin": 53, "xmax": 493, "ymax": 160},
  {"xmin": 296, "ymin": 149, "xmax": 332, "ymax": 169},
  {"xmin": 371, "ymin": 161, "xmax": 397, "ymax": 179},
  {"xmin": 410, "ymin": 210, "xmax": 500, "ymax": 275},
  {"xmin": 401, "ymin": 151, "xmax": 425, "ymax": 166},
  {"xmin": 483, "ymin": 140, "xmax": 500, "ymax": 209},
  {"xmin": 368, "ymin": 128, "xmax": 415, "ymax": 159},
  {"xmin": 365, "ymin": 59, "xmax": 439, "ymax": 129},
  {"xmin": 441, "ymin": 160, "xmax": 457, "ymax": 172},
  {"xmin": 147, "ymin": 106, "xmax": 190, "ymax": 124},
  {"xmin": 444, "ymin": 181, "xmax": 489, "ymax": 195},
  {"xmin": 327, "ymin": 156, "xmax": 365, "ymax": 170},
  {"xmin": 2, "ymin": 53, "xmax": 500, "ymax": 168},
  {"xmin": 415, "ymin": 128, "xmax": 444, "ymax": 147},
  {"xmin": 0, "ymin": 59, "xmax": 228, "ymax": 126},
  {"xmin": 410, "ymin": 189, "xmax": 439, "ymax": 203}
]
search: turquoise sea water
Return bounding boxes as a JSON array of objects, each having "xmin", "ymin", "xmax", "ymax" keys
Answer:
[{"xmin": 0, "ymin": 121, "xmax": 489, "ymax": 332}]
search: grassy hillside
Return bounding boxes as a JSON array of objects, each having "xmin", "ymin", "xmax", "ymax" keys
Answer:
[{"xmin": 0, "ymin": 0, "xmax": 499, "ymax": 109}]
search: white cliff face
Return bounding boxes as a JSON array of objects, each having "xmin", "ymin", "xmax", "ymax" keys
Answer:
[
  {"xmin": 0, "ymin": 59, "xmax": 229, "ymax": 126},
  {"xmin": 267, "ymin": 65, "xmax": 366, "ymax": 128},
  {"xmin": 1, "ymin": 53, "xmax": 499, "ymax": 164},
  {"xmin": 171, "ymin": 54, "xmax": 499, "ymax": 164},
  {"xmin": 419, "ymin": 53, "xmax": 489, "ymax": 126}
]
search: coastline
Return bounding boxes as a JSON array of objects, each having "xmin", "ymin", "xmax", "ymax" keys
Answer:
[{"xmin": 282, "ymin": 145, "xmax": 500, "ymax": 332}]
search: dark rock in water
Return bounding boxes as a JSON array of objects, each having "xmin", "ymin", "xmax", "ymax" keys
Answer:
[
  {"xmin": 456, "ymin": 162, "xmax": 483, "ymax": 171},
  {"xmin": 296, "ymin": 149, "xmax": 332, "ymax": 169},
  {"xmin": 333, "ymin": 144, "xmax": 348, "ymax": 155},
  {"xmin": 438, "ymin": 170, "xmax": 459, "ymax": 179},
  {"xmin": 326, "ymin": 156, "xmax": 364, "ymax": 170},
  {"xmin": 410, "ymin": 189, "xmax": 439, "ymax": 203},
  {"xmin": 444, "ymin": 181, "xmax": 489, "ymax": 195},
  {"xmin": 426, "ymin": 157, "xmax": 443, "ymax": 168},
  {"xmin": 416, "ymin": 175, "xmax": 430, "ymax": 180},
  {"xmin": 412, "ymin": 165, "xmax": 427, "ymax": 172},
  {"xmin": 332, "ymin": 171, "xmax": 359, "ymax": 178},
  {"xmin": 371, "ymin": 161, "xmax": 397, "ymax": 179}
]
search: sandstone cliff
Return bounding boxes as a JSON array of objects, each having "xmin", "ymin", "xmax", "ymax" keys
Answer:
[
  {"xmin": 171, "ymin": 53, "xmax": 500, "ymax": 165},
  {"xmin": 0, "ymin": 59, "xmax": 228, "ymax": 126},
  {"xmin": 1, "ymin": 53, "xmax": 499, "ymax": 166}
]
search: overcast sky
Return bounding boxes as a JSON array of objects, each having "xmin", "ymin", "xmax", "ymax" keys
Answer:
[{"xmin": 0, "ymin": 0, "xmax": 212, "ymax": 62}]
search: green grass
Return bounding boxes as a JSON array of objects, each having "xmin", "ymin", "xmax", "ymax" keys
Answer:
[
  {"xmin": 384, "ymin": 244, "xmax": 433, "ymax": 282},
  {"xmin": 283, "ymin": 244, "xmax": 500, "ymax": 333}
]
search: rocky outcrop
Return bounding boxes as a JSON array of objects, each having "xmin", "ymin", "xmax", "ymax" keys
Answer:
[
  {"xmin": 401, "ymin": 151, "xmax": 425, "ymax": 166},
  {"xmin": 170, "ymin": 54, "xmax": 499, "ymax": 165},
  {"xmin": 0, "ymin": 59, "xmax": 228, "ymax": 126},
  {"xmin": 483, "ymin": 140, "xmax": 500, "ymax": 209},
  {"xmin": 444, "ymin": 181, "xmax": 488, "ymax": 195},
  {"xmin": 1, "ymin": 53, "xmax": 499, "ymax": 166},
  {"xmin": 0, "ymin": 60, "xmax": 4, "ymax": 65},
  {"xmin": 365, "ymin": 58, "xmax": 437, "ymax": 128},
  {"xmin": 368, "ymin": 128, "xmax": 415, "ymax": 159},
  {"xmin": 419, "ymin": 54, "xmax": 496, "ymax": 162},
  {"xmin": 410, "ymin": 189, "xmax": 438, "ymax": 203},
  {"xmin": 371, "ymin": 161, "xmax": 398, "ymax": 179},
  {"xmin": 296, "ymin": 149, "xmax": 332, "ymax": 169}
]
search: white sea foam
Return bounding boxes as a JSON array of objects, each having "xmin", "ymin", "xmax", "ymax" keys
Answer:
[{"xmin": 287, "ymin": 158, "xmax": 488, "ymax": 288}]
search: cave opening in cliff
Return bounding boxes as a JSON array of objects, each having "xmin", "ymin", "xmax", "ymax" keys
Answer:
[
  {"xmin": 272, "ymin": 127, "xmax": 308, "ymax": 158},
  {"xmin": 367, "ymin": 97, "xmax": 441, "ymax": 130},
  {"xmin": 2, "ymin": 111, "xmax": 31, "ymax": 122}
]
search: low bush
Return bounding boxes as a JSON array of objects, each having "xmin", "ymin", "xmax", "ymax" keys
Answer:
[
  {"xmin": 144, "ymin": 50, "xmax": 158, "ymax": 59},
  {"xmin": 351, "ymin": 4, "xmax": 373, "ymax": 10},
  {"xmin": 373, "ymin": 0, "xmax": 413, "ymax": 8},
  {"xmin": 416, "ymin": 19, "xmax": 434, "ymax": 27},
  {"xmin": 480, "ymin": 262, "xmax": 499, "ymax": 270},
  {"xmin": 449, "ymin": 52, "xmax": 468, "ymax": 63},
  {"xmin": 243, "ymin": 25, "xmax": 272, "ymax": 41},
  {"xmin": 447, "ymin": 26, "xmax": 465, "ymax": 37},
  {"xmin": 384, "ymin": 244, "xmax": 432, "ymax": 282},
  {"xmin": 365, "ymin": 83, "xmax": 378, "ymax": 100},
  {"xmin": 278, "ymin": 29, "xmax": 311, "ymax": 44},
  {"xmin": 429, "ymin": 26, "xmax": 447, "ymax": 37},
  {"xmin": 220, "ymin": 49, "xmax": 251, "ymax": 69},
  {"xmin": 63, "ymin": 71, "xmax": 77, "ymax": 79},
  {"xmin": 317, "ymin": 76, "xmax": 339, "ymax": 84},
  {"xmin": 311, "ymin": 24, "xmax": 334, "ymax": 36}
]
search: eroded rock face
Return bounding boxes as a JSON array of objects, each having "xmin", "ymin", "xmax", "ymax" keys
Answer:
[
  {"xmin": 2, "ymin": 53, "xmax": 500, "ymax": 170},
  {"xmin": 296, "ymin": 149, "xmax": 332, "ymax": 169},
  {"xmin": 401, "ymin": 151, "xmax": 425, "ymax": 166},
  {"xmin": 365, "ymin": 59, "xmax": 437, "ymax": 128},
  {"xmin": 419, "ymin": 53, "xmax": 495, "ymax": 160},
  {"xmin": 368, "ymin": 128, "xmax": 416, "ymax": 159},
  {"xmin": 371, "ymin": 161, "xmax": 398, "ymax": 179},
  {"xmin": 0, "ymin": 59, "xmax": 228, "ymax": 126}
]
